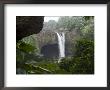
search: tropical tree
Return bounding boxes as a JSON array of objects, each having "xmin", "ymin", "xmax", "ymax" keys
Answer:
[
  {"xmin": 43, "ymin": 20, "xmax": 57, "ymax": 31},
  {"xmin": 56, "ymin": 16, "xmax": 85, "ymax": 32}
]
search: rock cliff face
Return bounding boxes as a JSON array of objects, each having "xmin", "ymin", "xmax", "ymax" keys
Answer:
[
  {"xmin": 16, "ymin": 16, "xmax": 44, "ymax": 41},
  {"xmin": 34, "ymin": 30, "xmax": 77, "ymax": 58}
]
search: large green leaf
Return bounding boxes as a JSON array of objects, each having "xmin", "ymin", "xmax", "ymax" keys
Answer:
[{"xmin": 18, "ymin": 41, "xmax": 36, "ymax": 53}]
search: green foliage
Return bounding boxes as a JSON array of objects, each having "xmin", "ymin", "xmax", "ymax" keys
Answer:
[
  {"xmin": 83, "ymin": 16, "xmax": 94, "ymax": 21},
  {"xmin": 43, "ymin": 20, "xmax": 57, "ymax": 31},
  {"xmin": 56, "ymin": 16, "xmax": 70, "ymax": 30},
  {"xmin": 75, "ymin": 38, "xmax": 94, "ymax": 56},
  {"xmin": 17, "ymin": 63, "xmax": 53, "ymax": 74},
  {"xmin": 59, "ymin": 57, "xmax": 73, "ymax": 72},
  {"xmin": 17, "ymin": 35, "xmax": 40, "ymax": 54},
  {"xmin": 16, "ymin": 35, "xmax": 41, "ymax": 74},
  {"xmin": 17, "ymin": 41, "xmax": 36, "ymax": 53},
  {"xmin": 56, "ymin": 16, "xmax": 85, "ymax": 32},
  {"xmin": 73, "ymin": 38, "xmax": 94, "ymax": 74},
  {"xmin": 16, "ymin": 37, "xmax": 94, "ymax": 74},
  {"xmin": 36, "ymin": 62, "xmax": 59, "ymax": 72},
  {"xmin": 81, "ymin": 17, "xmax": 94, "ymax": 40},
  {"xmin": 59, "ymin": 38, "xmax": 94, "ymax": 74},
  {"xmin": 16, "ymin": 38, "xmax": 58, "ymax": 74},
  {"xmin": 43, "ymin": 16, "xmax": 94, "ymax": 32}
]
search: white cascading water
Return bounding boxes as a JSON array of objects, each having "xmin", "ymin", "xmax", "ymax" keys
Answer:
[{"xmin": 56, "ymin": 32, "xmax": 65, "ymax": 62}]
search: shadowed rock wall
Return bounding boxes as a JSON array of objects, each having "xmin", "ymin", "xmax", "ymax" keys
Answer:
[{"xmin": 16, "ymin": 16, "xmax": 44, "ymax": 41}]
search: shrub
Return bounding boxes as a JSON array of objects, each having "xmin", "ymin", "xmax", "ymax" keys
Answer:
[{"xmin": 59, "ymin": 38, "xmax": 94, "ymax": 74}]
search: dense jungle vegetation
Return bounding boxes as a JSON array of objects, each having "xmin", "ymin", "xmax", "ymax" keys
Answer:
[{"xmin": 16, "ymin": 16, "xmax": 94, "ymax": 74}]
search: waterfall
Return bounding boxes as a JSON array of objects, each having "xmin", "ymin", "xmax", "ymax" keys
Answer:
[{"xmin": 56, "ymin": 32, "xmax": 65, "ymax": 62}]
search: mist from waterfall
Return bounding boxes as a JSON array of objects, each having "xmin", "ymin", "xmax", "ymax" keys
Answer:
[{"xmin": 56, "ymin": 32, "xmax": 65, "ymax": 62}]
